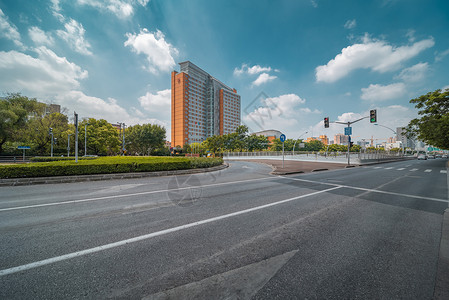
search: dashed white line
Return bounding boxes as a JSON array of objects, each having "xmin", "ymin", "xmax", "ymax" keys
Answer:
[
  {"xmin": 410, "ymin": 168, "xmax": 418, "ymax": 172},
  {"xmin": 0, "ymin": 186, "xmax": 341, "ymax": 277},
  {"xmin": 384, "ymin": 167, "xmax": 393, "ymax": 170},
  {"xmin": 424, "ymin": 169, "xmax": 432, "ymax": 173},
  {"xmin": 441, "ymin": 170, "xmax": 447, "ymax": 174},
  {"xmin": 397, "ymin": 168, "xmax": 405, "ymax": 171}
]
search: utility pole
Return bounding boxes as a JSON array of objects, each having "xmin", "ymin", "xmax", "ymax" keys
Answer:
[
  {"xmin": 334, "ymin": 117, "xmax": 370, "ymax": 165},
  {"xmin": 74, "ymin": 112, "xmax": 79, "ymax": 163}
]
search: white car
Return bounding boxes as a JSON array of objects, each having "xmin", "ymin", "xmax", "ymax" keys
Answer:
[{"xmin": 417, "ymin": 154, "xmax": 427, "ymax": 160}]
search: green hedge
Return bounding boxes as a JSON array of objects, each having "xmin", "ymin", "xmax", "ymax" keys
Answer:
[{"xmin": 0, "ymin": 156, "xmax": 223, "ymax": 179}]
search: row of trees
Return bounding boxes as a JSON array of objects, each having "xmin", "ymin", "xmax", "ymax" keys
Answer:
[{"xmin": 0, "ymin": 94, "xmax": 166, "ymax": 156}]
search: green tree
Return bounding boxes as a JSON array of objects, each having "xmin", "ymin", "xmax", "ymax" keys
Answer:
[
  {"xmin": 304, "ymin": 140, "xmax": 324, "ymax": 151},
  {"xmin": 79, "ymin": 118, "xmax": 120, "ymax": 155},
  {"xmin": 406, "ymin": 88, "xmax": 449, "ymax": 150},
  {"xmin": 204, "ymin": 135, "xmax": 223, "ymax": 155},
  {"xmin": 127, "ymin": 123, "xmax": 166, "ymax": 155},
  {"xmin": 0, "ymin": 93, "xmax": 45, "ymax": 153},
  {"xmin": 245, "ymin": 134, "xmax": 269, "ymax": 151}
]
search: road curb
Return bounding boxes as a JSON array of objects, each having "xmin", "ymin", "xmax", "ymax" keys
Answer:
[
  {"xmin": 434, "ymin": 208, "xmax": 449, "ymax": 299},
  {"xmin": 0, "ymin": 163, "xmax": 229, "ymax": 187}
]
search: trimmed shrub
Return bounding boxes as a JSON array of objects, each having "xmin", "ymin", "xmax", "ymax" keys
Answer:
[{"xmin": 0, "ymin": 156, "xmax": 223, "ymax": 179}]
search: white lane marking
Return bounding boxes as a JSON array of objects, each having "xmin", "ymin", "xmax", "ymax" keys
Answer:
[
  {"xmin": 384, "ymin": 167, "xmax": 393, "ymax": 170},
  {"xmin": 410, "ymin": 168, "xmax": 418, "ymax": 172},
  {"xmin": 397, "ymin": 168, "xmax": 405, "ymax": 171},
  {"xmin": 424, "ymin": 169, "xmax": 432, "ymax": 173},
  {"xmin": 0, "ymin": 186, "xmax": 341, "ymax": 277},
  {"xmin": 0, "ymin": 176, "xmax": 277, "ymax": 212},
  {"xmin": 374, "ymin": 167, "xmax": 382, "ymax": 169},
  {"xmin": 280, "ymin": 176, "xmax": 449, "ymax": 204},
  {"xmin": 441, "ymin": 170, "xmax": 447, "ymax": 174}
]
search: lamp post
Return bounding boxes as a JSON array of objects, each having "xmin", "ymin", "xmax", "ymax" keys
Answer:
[
  {"xmin": 374, "ymin": 124, "xmax": 402, "ymax": 153},
  {"xmin": 67, "ymin": 134, "xmax": 72, "ymax": 157},
  {"xmin": 49, "ymin": 127, "xmax": 54, "ymax": 157},
  {"xmin": 292, "ymin": 131, "xmax": 308, "ymax": 155}
]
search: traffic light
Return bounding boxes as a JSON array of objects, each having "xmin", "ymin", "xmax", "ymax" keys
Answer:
[
  {"xmin": 324, "ymin": 117, "xmax": 329, "ymax": 128},
  {"xmin": 370, "ymin": 109, "xmax": 377, "ymax": 123},
  {"xmin": 350, "ymin": 142, "xmax": 354, "ymax": 147}
]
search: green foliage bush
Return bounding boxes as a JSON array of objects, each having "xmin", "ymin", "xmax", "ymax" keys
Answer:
[
  {"xmin": 30, "ymin": 156, "xmax": 98, "ymax": 162},
  {"xmin": 0, "ymin": 156, "xmax": 223, "ymax": 179}
]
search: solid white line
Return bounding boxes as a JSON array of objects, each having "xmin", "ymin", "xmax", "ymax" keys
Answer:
[
  {"xmin": 0, "ymin": 176, "xmax": 277, "ymax": 212},
  {"xmin": 424, "ymin": 169, "xmax": 432, "ymax": 173},
  {"xmin": 0, "ymin": 186, "xmax": 341, "ymax": 277},
  {"xmin": 280, "ymin": 176, "xmax": 449, "ymax": 204}
]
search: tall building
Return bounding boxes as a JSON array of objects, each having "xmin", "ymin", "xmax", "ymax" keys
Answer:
[
  {"xmin": 171, "ymin": 61, "xmax": 241, "ymax": 147},
  {"xmin": 319, "ymin": 135, "xmax": 329, "ymax": 145},
  {"xmin": 334, "ymin": 133, "xmax": 349, "ymax": 145}
]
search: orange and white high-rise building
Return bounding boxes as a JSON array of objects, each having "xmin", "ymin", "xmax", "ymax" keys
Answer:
[{"xmin": 171, "ymin": 61, "xmax": 241, "ymax": 147}]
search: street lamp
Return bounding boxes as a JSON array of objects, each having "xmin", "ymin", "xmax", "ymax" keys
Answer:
[
  {"xmin": 292, "ymin": 131, "xmax": 308, "ymax": 155},
  {"xmin": 374, "ymin": 124, "xmax": 403, "ymax": 153},
  {"xmin": 67, "ymin": 134, "xmax": 72, "ymax": 157},
  {"xmin": 49, "ymin": 127, "xmax": 54, "ymax": 157}
]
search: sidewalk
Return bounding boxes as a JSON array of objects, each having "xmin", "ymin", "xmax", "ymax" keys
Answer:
[{"xmin": 233, "ymin": 159, "xmax": 354, "ymax": 175}]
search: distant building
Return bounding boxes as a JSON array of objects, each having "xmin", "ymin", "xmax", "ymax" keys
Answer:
[
  {"xmin": 387, "ymin": 136, "xmax": 396, "ymax": 143},
  {"xmin": 253, "ymin": 129, "xmax": 283, "ymax": 144},
  {"xmin": 319, "ymin": 135, "xmax": 329, "ymax": 145},
  {"xmin": 334, "ymin": 133, "xmax": 349, "ymax": 145},
  {"xmin": 171, "ymin": 61, "xmax": 241, "ymax": 147}
]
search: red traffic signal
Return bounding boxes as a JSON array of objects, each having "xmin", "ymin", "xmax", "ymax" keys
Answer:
[{"xmin": 324, "ymin": 117, "xmax": 329, "ymax": 128}]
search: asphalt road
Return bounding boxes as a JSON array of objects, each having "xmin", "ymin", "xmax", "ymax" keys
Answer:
[{"xmin": 0, "ymin": 158, "xmax": 448, "ymax": 299}]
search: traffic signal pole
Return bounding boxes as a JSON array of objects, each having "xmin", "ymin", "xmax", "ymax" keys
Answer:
[{"xmin": 334, "ymin": 116, "xmax": 370, "ymax": 165}]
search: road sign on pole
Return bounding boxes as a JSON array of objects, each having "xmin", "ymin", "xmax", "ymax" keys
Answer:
[
  {"xmin": 344, "ymin": 127, "xmax": 352, "ymax": 136},
  {"xmin": 280, "ymin": 134, "xmax": 286, "ymax": 142},
  {"xmin": 279, "ymin": 134, "xmax": 286, "ymax": 168}
]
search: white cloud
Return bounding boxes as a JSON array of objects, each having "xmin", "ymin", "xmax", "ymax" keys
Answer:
[
  {"xmin": 28, "ymin": 27, "xmax": 54, "ymax": 46},
  {"xmin": 138, "ymin": 89, "xmax": 171, "ymax": 112},
  {"xmin": 76, "ymin": 0, "xmax": 149, "ymax": 19},
  {"xmin": 57, "ymin": 19, "xmax": 92, "ymax": 55},
  {"xmin": 361, "ymin": 83, "xmax": 406, "ymax": 101},
  {"xmin": 406, "ymin": 29, "xmax": 415, "ymax": 42},
  {"xmin": 315, "ymin": 36, "xmax": 435, "ymax": 83},
  {"xmin": 0, "ymin": 47, "xmax": 88, "ymax": 95},
  {"xmin": 311, "ymin": 0, "xmax": 318, "ymax": 8},
  {"xmin": 395, "ymin": 62, "xmax": 428, "ymax": 82},
  {"xmin": 50, "ymin": 0, "xmax": 65, "ymax": 22},
  {"xmin": 234, "ymin": 64, "xmax": 273, "ymax": 76},
  {"xmin": 243, "ymin": 94, "xmax": 319, "ymax": 133},
  {"xmin": 252, "ymin": 73, "xmax": 277, "ymax": 86},
  {"xmin": 344, "ymin": 19, "xmax": 357, "ymax": 29},
  {"xmin": 435, "ymin": 48, "xmax": 449, "ymax": 62},
  {"xmin": 125, "ymin": 29, "xmax": 178, "ymax": 74},
  {"xmin": 0, "ymin": 8, "xmax": 24, "ymax": 48},
  {"xmin": 442, "ymin": 85, "xmax": 449, "ymax": 91}
]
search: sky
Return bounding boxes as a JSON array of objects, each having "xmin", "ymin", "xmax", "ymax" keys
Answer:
[{"xmin": 0, "ymin": 0, "xmax": 448, "ymax": 144}]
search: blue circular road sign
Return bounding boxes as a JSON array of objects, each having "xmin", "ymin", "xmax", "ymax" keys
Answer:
[{"xmin": 280, "ymin": 134, "xmax": 286, "ymax": 142}]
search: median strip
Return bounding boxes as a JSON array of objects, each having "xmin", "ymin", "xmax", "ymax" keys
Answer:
[{"xmin": 0, "ymin": 186, "xmax": 341, "ymax": 277}]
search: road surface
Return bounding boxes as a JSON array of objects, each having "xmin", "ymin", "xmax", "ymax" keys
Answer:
[{"xmin": 0, "ymin": 158, "xmax": 448, "ymax": 299}]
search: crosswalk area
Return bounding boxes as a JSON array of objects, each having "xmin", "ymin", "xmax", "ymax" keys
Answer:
[{"xmin": 364, "ymin": 165, "xmax": 448, "ymax": 174}]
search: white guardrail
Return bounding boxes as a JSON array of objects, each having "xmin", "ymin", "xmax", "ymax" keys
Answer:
[{"xmin": 223, "ymin": 151, "xmax": 409, "ymax": 164}]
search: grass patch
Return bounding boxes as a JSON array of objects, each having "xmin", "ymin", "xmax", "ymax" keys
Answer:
[{"xmin": 0, "ymin": 156, "xmax": 223, "ymax": 179}]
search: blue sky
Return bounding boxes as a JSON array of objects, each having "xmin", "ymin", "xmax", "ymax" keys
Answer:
[{"xmin": 0, "ymin": 0, "xmax": 448, "ymax": 143}]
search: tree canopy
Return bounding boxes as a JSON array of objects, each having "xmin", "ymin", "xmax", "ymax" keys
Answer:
[{"xmin": 406, "ymin": 88, "xmax": 449, "ymax": 150}]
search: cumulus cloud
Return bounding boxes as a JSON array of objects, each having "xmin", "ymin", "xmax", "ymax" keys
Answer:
[
  {"xmin": 76, "ymin": 0, "xmax": 149, "ymax": 19},
  {"xmin": 0, "ymin": 9, "xmax": 24, "ymax": 48},
  {"xmin": 234, "ymin": 64, "xmax": 273, "ymax": 76},
  {"xmin": 244, "ymin": 93, "xmax": 319, "ymax": 133},
  {"xmin": 0, "ymin": 46, "xmax": 88, "ymax": 95},
  {"xmin": 344, "ymin": 19, "xmax": 357, "ymax": 29},
  {"xmin": 138, "ymin": 89, "xmax": 171, "ymax": 112},
  {"xmin": 252, "ymin": 73, "xmax": 277, "ymax": 86},
  {"xmin": 435, "ymin": 48, "xmax": 449, "ymax": 62},
  {"xmin": 125, "ymin": 29, "xmax": 178, "ymax": 74},
  {"xmin": 315, "ymin": 35, "xmax": 435, "ymax": 83},
  {"xmin": 57, "ymin": 19, "xmax": 92, "ymax": 55},
  {"xmin": 395, "ymin": 62, "xmax": 428, "ymax": 82},
  {"xmin": 29, "ymin": 27, "xmax": 54, "ymax": 46},
  {"xmin": 361, "ymin": 83, "xmax": 406, "ymax": 101}
]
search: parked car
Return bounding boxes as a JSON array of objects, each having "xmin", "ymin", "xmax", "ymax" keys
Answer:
[
  {"xmin": 417, "ymin": 154, "xmax": 427, "ymax": 160},
  {"xmin": 427, "ymin": 154, "xmax": 435, "ymax": 159},
  {"xmin": 442, "ymin": 154, "xmax": 448, "ymax": 159}
]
